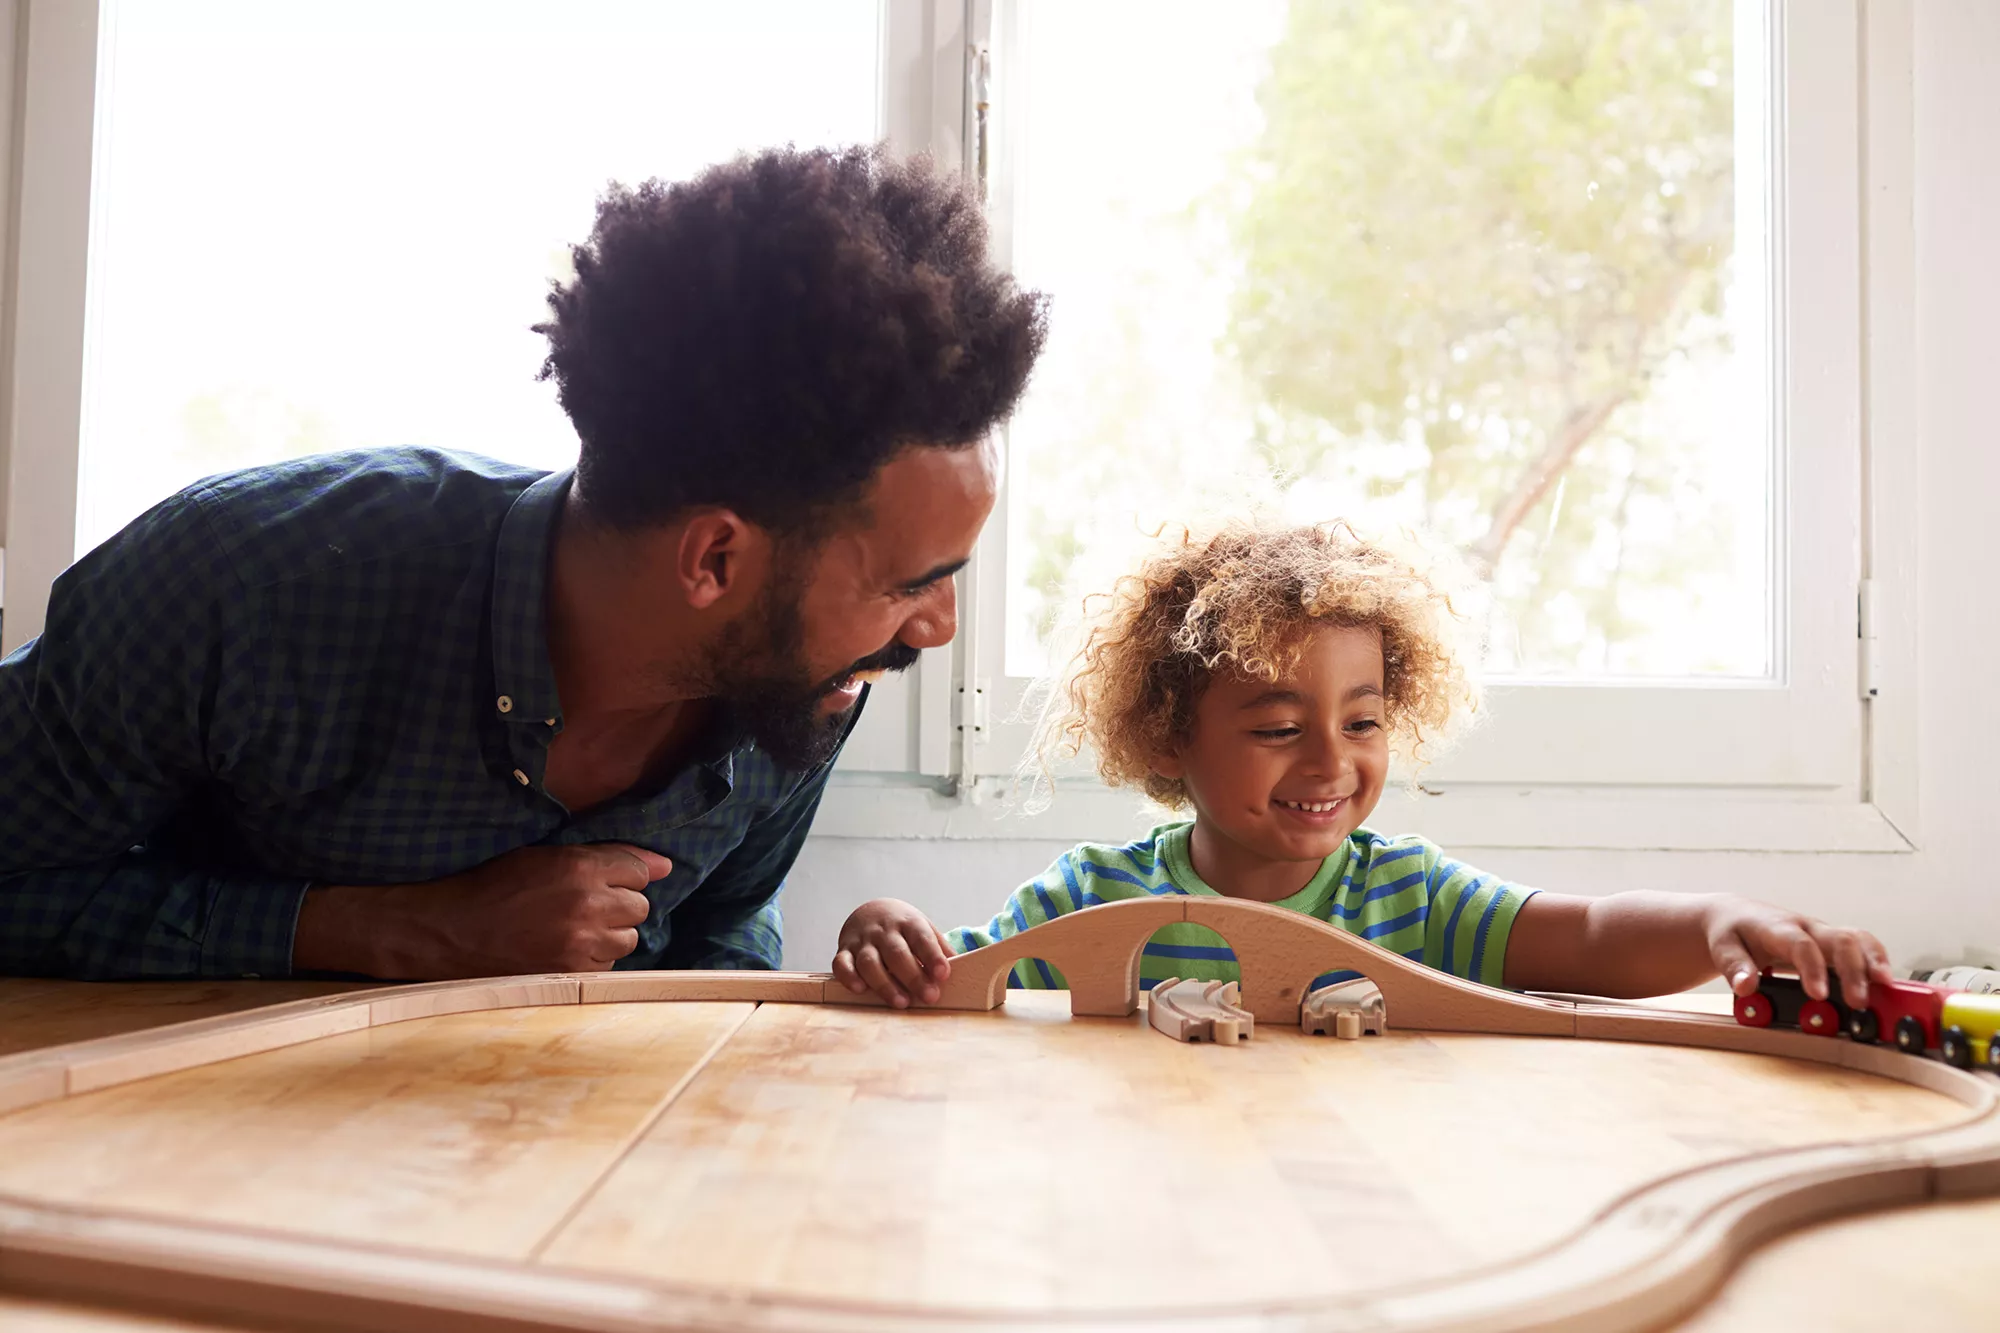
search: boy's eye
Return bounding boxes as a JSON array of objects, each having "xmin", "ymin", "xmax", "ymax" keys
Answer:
[
  {"xmin": 1250, "ymin": 725, "xmax": 1301, "ymax": 740},
  {"xmin": 1346, "ymin": 718, "xmax": 1382, "ymax": 735}
]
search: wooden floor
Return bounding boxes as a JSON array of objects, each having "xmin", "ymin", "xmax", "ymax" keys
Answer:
[{"xmin": 0, "ymin": 981, "xmax": 1990, "ymax": 1328}]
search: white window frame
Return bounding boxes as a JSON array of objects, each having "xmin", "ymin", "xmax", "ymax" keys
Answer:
[
  {"xmin": 823, "ymin": 0, "xmax": 1920, "ymax": 854},
  {"xmin": 1, "ymin": 0, "xmax": 1919, "ymax": 854}
]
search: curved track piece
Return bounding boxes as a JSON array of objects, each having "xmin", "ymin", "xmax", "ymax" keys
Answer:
[
  {"xmin": 1147, "ymin": 978, "xmax": 1254, "ymax": 1043},
  {"xmin": 1301, "ymin": 979, "xmax": 1388, "ymax": 1038}
]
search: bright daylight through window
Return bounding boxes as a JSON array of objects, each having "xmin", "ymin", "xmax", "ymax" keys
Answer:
[
  {"xmin": 999, "ymin": 0, "xmax": 1770, "ymax": 683},
  {"xmin": 72, "ymin": 0, "xmax": 1852, "ymax": 814},
  {"xmin": 75, "ymin": 0, "xmax": 879, "ymax": 556}
]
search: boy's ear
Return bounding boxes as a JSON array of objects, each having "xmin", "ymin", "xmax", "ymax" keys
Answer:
[{"xmin": 1149, "ymin": 748, "xmax": 1186, "ymax": 781}]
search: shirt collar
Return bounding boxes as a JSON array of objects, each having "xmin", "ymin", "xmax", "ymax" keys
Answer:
[
  {"xmin": 489, "ymin": 468, "xmax": 571, "ymax": 731},
  {"xmin": 1158, "ymin": 820, "xmax": 1353, "ymax": 905},
  {"xmin": 487, "ymin": 468, "xmax": 764, "ymax": 776}
]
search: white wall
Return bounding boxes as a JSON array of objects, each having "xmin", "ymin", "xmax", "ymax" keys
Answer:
[{"xmin": 782, "ymin": 0, "xmax": 2000, "ymax": 975}]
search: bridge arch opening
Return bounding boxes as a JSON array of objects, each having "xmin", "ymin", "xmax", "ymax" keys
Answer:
[
  {"xmin": 1138, "ymin": 919, "xmax": 1245, "ymax": 998},
  {"xmin": 1004, "ymin": 955, "xmax": 1069, "ymax": 990},
  {"xmin": 998, "ymin": 956, "xmax": 1071, "ymax": 1014}
]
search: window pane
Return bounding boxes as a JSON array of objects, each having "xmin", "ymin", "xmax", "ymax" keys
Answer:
[
  {"xmin": 78, "ymin": 0, "xmax": 879, "ymax": 555},
  {"xmin": 1000, "ymin": 0, "xmax": 1770, "ymax": 680}
]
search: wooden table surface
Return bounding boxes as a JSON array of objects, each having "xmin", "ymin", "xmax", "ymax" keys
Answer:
[
  {"xmin": 0, "ymin": 978, "xmax": 376, "ymax": 1058},
  {"xmin": 0, "ymin": 978, "xmax": 1993, "ymax": 1331}
]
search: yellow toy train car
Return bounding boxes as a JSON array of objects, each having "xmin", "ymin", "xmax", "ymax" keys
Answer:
[{"xmin": 1938, "ymin": 991, "xmax": 2000, "ymax": 1069}]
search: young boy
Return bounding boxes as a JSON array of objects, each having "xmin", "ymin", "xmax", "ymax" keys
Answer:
[{"xmin": 831, "ymin": 520, "xmax": 1893, "ymax": 1012}]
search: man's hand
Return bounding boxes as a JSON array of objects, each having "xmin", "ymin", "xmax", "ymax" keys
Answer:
[
  {"xmin": 831, "ymin": 897, "xmax": 953, "ymax": 1009},
  {"xmin": 295, "ymin": 843, "xmax": 671, "ymax": 979}
]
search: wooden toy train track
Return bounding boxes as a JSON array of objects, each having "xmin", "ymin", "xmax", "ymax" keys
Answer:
[{"xmin": 1, "ymin": 896, "xmax": 1995, "ymax": 1332}]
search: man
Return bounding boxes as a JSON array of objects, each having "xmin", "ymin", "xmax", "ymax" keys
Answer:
[{"xmin": 0, "ymin": 145, "xmax": 1047, "ymax": 981}]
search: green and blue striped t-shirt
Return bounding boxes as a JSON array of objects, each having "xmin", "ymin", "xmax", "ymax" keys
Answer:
[{"xmin": 945, "ymin": 823, "xmax": 1535, "ymax": 993}]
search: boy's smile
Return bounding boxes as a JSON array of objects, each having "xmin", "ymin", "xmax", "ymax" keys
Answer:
[{"xmin": 1152, "ymin": 624, "xmax": 1390, "ymax": 902}]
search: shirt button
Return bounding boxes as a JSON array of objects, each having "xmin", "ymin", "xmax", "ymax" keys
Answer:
[
  {"xmin": 513, "ymin": 769, "xmax": 531, "ymax": 786},
  {"xmin": 496, "ymin": 695, "xmax": 514, "ymax": 714}
]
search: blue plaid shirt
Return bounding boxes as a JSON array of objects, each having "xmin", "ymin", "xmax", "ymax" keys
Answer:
[{"xmin": 0, "ymin": 447, "xmax": 847, "ymax": 980}]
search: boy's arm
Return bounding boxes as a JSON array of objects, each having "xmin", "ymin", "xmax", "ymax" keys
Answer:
[{"xmin": 1501, "ymin": 891, "xmax": 1895, "ymax": 1004}]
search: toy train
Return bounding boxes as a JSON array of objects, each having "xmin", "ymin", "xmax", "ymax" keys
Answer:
[{"xmin": 1733, "ymin": 970, "xmax": 2000, "ymax": 1070}]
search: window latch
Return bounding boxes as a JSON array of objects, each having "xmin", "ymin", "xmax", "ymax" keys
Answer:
[{"xmin": 1857, "ymin": 579, "xmax": 1882, "ymax": 701}]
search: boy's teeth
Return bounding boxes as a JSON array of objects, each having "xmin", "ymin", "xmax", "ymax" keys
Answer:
[{"xmin": 1280, "ymin": 798, "xmax": 1342, "ymax": 812}]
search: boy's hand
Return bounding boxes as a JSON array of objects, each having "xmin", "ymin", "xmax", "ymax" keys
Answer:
[
  {"xmin": 832, "ymin": 898, "xmax": 955, "ymax": 1009},
  {"xmin": 1706, "ymin": 900, "xmax": 1895, "ymax": 1008}
]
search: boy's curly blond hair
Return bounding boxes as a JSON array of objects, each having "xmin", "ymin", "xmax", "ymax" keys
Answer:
[{"xmin": 1027, "ymin": 518, "xmax": 1483, "ymax": 808}]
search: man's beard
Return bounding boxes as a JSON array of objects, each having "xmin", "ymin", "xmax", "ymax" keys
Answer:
[{"xmin": 715, "ymin": 574, "xmax": 921, "ymax": 772}]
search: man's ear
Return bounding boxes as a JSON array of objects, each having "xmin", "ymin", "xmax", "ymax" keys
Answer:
[{"xmin": 675, "ymin": 510, "xmax": 770, "ymax": 611}]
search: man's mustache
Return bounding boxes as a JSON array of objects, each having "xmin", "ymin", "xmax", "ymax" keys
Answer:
[{"xmin": 816, "ymin": 640, "xmax": 922, "ymax": 695}]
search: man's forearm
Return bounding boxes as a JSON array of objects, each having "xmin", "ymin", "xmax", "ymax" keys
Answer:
[{"xmin": 292, "ymin": 883, "xmax": 408, "ymax": 978}]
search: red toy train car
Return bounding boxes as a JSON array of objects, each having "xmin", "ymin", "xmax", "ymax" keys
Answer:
[
  {"xmin": 1845, "ymin": 978, "xmax": 1948, "ymax": 1053},
  {"xmin": 1734, "ymin": 970, "xmax": 1948, "ymax": 1056}
]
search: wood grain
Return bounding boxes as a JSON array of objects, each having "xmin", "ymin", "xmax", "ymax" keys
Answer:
[
  {"xmin": 0, "ymin": 1060, "xmax": 66, "ymax": 1116},
  {"xmin": 363, "ymin": 976, "xmax": 581, "ymax": 1026},
  {"xmin": 0, "ymin": 1293, "xmax": 227, "ymax": 1332},
  {"xmin": 16, "ymin": 1188, "xmax": 1988, "ymax": 1333},
  {"xmin": 0, "ymin": 1002, "xmax": 752, "ymax": 1260},
  {"xmin": 538, "ymin": 992, "xmax": 1967, "ymax": 1317},
  {"xmin": 0, "ymin": 980, "xmax": 373, "ymax": 1058},
  {"xmin": 578, "ymin": 972, "xmax": 831, "ymax": 1004},
  {"xmin": 0, "ymin": 907, "xmax": 1993, "ymax": 1333},
  {"xmin": 926, "ymin": 895, "xmax": 1578, "ymax": 1033},
  {"xmin": 1673, "ymin": 1191, "xmax": 2000, "ymax": 1330},
  {"xmin": 926, "ymin": 896, "xmax": 1187, "ymax": 1015},
  {"xmin": 64, "ymin": 1007, "xmax": 375, "ymax": 1096}
]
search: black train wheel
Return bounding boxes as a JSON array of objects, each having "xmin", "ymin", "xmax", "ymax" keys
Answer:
[
  {"xmin": 1895, "ymin": 1016, "xmax": 1928, "ymax": 1054},
  {"xmin": 1942, "ymin": 1026, "xmax": 1974, "ymax": 1070},
  {"xmin": 1847, "ymin": 1008, "xmax": 1880, "ymax": 1044}
]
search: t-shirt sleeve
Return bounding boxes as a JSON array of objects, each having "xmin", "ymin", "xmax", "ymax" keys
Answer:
[
  {"xmin": 1418, "ymin": 849, "xmax": 1537, "ymax": 989},
  {"xmin": 945, "ymin": 847, "xmax": 1102, "ymax": 990}
]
